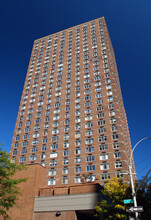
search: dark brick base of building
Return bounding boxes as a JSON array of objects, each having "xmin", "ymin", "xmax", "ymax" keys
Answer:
[{"xmin": 5, "ymin": 164, "xmax": 102, "ymax": 220}]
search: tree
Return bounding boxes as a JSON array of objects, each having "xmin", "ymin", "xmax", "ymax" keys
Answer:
[
  {"xmin": 134, "ymin": 176, "xmax": 151, "ymax": 220},
  {"xmin": 95, "ymin": 177, "xmax": 128, "ymax": 219},
  {"xmin": 0, "ymin": 149, "xmax": 27, "ymax": 219}
]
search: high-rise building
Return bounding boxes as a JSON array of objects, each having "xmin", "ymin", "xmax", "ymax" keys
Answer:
[{"xmin": 11, "ymin": 17, "xmax": 133, "ymax": 187}]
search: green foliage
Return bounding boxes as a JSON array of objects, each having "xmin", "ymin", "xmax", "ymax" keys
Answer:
[
  {"xmin": 0, "ymin": 149, "xmax": 27, "ymax": 219},
  {"xmin": 95, "ymin": 177, "xmax": 128, "ymax": 219}
]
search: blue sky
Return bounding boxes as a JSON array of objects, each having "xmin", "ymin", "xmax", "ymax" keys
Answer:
[{"xmin": 0, "ymin": 0, "xmax": 151, "ymax": 180}]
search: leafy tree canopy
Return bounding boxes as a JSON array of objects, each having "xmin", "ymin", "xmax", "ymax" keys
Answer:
[
  {"xmin": 0, "ymin": 148, "xmax": 27, "ymax": 219},
  {"xmin": 95, "ymin": 177, "xmax": 128, "ymax": 220}
]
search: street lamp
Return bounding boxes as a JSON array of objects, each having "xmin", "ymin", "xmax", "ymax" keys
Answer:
[{"xmin": 129, "ymin": 137, "xmax": 151, "ymax": 220}]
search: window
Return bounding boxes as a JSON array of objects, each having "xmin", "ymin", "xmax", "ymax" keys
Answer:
[
  {"xmin": 99, "ymin": 144, "xmax": 108, "ymax": 151},
  {"xmin": 30, "ymin": 155, "xmax": 37, "ymax": 161},
  {"xmin": 33, "ymin": 132, "xmax": 39, "ymax": 138},
  {"xmin": 86, "ymin": 175, "xmax": 96, "ymax": 182},
  {"xmin": 98, "ymin": 127, "xmax": 106, "ymax": 134},
  {"xmin": 75, "ymin": 148, "xmax": 81, "ymax": 155},
  {"xmin": 85, "ymin": 122, "xmax": 93, "ymax": 129},
  {"xmin": 14, "ymin": 142, "xmax": 18, "ymax": 148},
  {"xmin": 48, "ymin": 178, "xmax": 56, "ymax": 185},
  {"xmin": 115, "ymin": 161, "xmax": 122, "ymax": 168},
  {"xmin": 43, "ymin": 137, "xmax": 47, "ymax": 143},
  {"xmin": 32, "ymin": 139, "xmax": 38, "ymax": 145},
  {"xmin": 86, "ymin": 155, "xmax": 95, "ymax": 162},
  {"xmin": 109, "ymin": 110, "xmax": 115, "ymax": 116},
  {"xmin": 52, "ymin": 136, "xmax": 59, "ymax": 142},
  {"xmin": 20, "ymin": 148, "xmax": 27, "ymax": 155},
  {"xmin": 49, "ymin": 160, "xmax": 57, "ymax": 167},
  {"xmin": 75, "ymin": 124, "xmax": 81, "ymax": 130},
  {"xmin": 112, "ymin": 125, "xmax": 117, "ymax": 132},
  {"xmin": 49, "ymin": 169, "xmax": 56, "ymax": 176},
  {"xmin": 117, "ymin": 171, "xmax": 123, "ymax": 179},
  {"xmin": 64, "ymin": 142, "xmax": 69, "ymax": 148},
  {"xmin": 75, "ymin": 166, "xmax": 81, "ymax": 173},
  {"xmin": 86, "ymin": 165, "xmax": 95, "ymax": 172},
  {"xmin": 62, "ymin": 177, "xmax": 68, "ymax": 184},
  {"xmin": 100, "ymin": 163, "xmax": 109, "ymax": 170},
  {"xmin": 19, "ymin": 156, "xmax": 26, "ymax": 162},
  {"xmin": 100, "ymin": 153, "xmax": 109, "ymax": 160},
  {"xmin": 110, "ymin": 118, "xmax": 116, "ymax": 124},
  {"xmin": 63, "ymin": 150, "xmax": 69, "ymax": 156},
  {"xmin": 98, "ymin": 120, "xmax": 105, "ymax": 126},
  {"xmin": 22, "ymin": 141, "xmax": 28, "ymax": 147},
  {"xmin": 113, "ymin": 142, "xmax": 120, "ymax": 149},
  {"xmin": 50, "ymin": 152, "xmax": 58, "ymax": 158},
  {"xmin": 31, "ymin": 147, "xmax": 37, "ymax": 153},
  {"xmin": 75, "ymin": 176, "xmax": 81, "ymax": 183},
  {"xmin": 63, "ymin": 167, "xmax": 68, "ymax": 174},
  {"xmin": 86, "ymin": 146, "xmax": 94, "ymax": 153},
  {"xmin": 64, "ymin": 134, "xmax": 69, "ymax": 140},
  {"xmin": 65, "ymin": 119, "xmax": 70, "ymax": 125},
  {"xmin": 112, "ymin": 133, "xmax": 119, "ymax": 140},
  {"xmin": 51, "ymin": 144, "xmax": 58, "ymax": 150},
  {"xmin": 86, "ymin": 138, "xmax": 94, "ymax": 144},
  {"xmin": 97, "ymin": 112, "xmax": 105, "ymax": 118},
  {"xmin": 96, "ymin": 99, "xmax": 103, "ymax": 105},
  {"xmin": 41, "ymin": 153, "xmax": 46, "ymax": 159},
  {"xmin": 85, "ymin": 115, "xmax": 92, "ymax": 121},
  {"xmin": 85, "ymin": 101, "xmax": 92, "ymax": 107},
  {"xmin": 53, "ymin": 121, "xmax": 59, "ymax": 127},
  {"xmin": 114, "ymin": 151, "xmax": 121, "ymax": 158},
  {"xmin": 52, "ymin": 129, "xmax": 59, "ymax": 134},
  {"xmin": 101, "ymin": 173, "xmax": 110, "ymax": 180},
  {"xmin": 85, "ymin": 130, "xmax": 93, "ymax": 136},
  {"xmin": 63, "ymin": 159, "xmax": 69, "ymax": 165},
  {"xmin": 98, "ymin": 136, "xmax": 107, "ymax": 142},
  {"xmin": 97, "ymin": 105, "xmax": 104, "ymax": 111},
  {"xmin": 42, "ymin": 145, "xmax": 47, "ymax": 151},
  {"xmin": 75, "ymin": 157, "xmax": 81, "ymax": 164},
  {"xmin": 109, "ymin": 103, "xmax": 114, "ymax": 109}
]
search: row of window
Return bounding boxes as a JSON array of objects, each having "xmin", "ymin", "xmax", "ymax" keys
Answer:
[{"xmin": 14, "ymin": 133, "xmax": 119, "ymax": 148}]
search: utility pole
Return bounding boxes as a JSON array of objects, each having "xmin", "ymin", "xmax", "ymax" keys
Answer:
[{"xmin": 128, "ymin": 137, "xmax": 151, "ymax": 220}]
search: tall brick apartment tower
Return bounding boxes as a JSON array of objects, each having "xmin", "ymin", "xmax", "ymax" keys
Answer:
[{"xmin": 11, "ymin": 17, "xmax": 133, "ymax": 187}]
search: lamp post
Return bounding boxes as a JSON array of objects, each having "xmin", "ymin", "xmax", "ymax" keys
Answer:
[{"xmin": 129, "ymin": 137, "xmax": 151, "ymax": 220}]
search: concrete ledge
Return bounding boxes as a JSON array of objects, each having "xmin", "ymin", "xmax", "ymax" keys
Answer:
[{"xmin": 34, "ymin": 192, "xmax": 103, "ymax": 212}]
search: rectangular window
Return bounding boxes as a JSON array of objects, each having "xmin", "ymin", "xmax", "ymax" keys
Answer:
[
  {"xmin": 50, "ymin": 152, "xmax": 58, "ymax": 158},
  {"xmin": 85, "ymin": 122, "xmax": 93, "ymax": 128},
  {"xmin": 51, "ymin": 144, "xmax": 58, "ymax": 150},
  {"xmin": 99, "ymin": 144, "xmax": 108, "ymax": 151},
  {"xmin": 75, "ymin": 176, "xmax": 81, "ymax": 183},
  {"xmin": 86, "ymin": 155, "xmax": 95, "ymax": 162},
  {"xmin": 100, "ymin": 163, "xmax": 109, "ymax": 170},
  {"xmin": 48, "ymin": 178, "xmax": 56, "ymax": 185},
  {"xmin": 62, "ymin": 167, "xmax": 68, "ymax": 174},
  {"xmin": 115, "ymin": 161, "xmax": 122, "ymax": 168},
  {"xmin": 86, "ymin": 146, "xmax": 94, "ymax": 153},
  {"xmin": 101, "ymin": 173, "xmax": 110, "ymax": 180},
  {"xmin": 98, "ymin": 136, "xmax": 107, "ymax": 142},
  {"xmin": 86, "ymin": 138, "xmax": 94, "ymax": 144},
  {"xmin": 75, "ymin": 157, "xmax": 81, "ymax": 164},
  {"xmin": 63, "ymin": 159, "xmax": 69, "ymax": 165},
  {"xmin": 100, "ymin": 153, "xmax": 109, "ymax": 160},
  {"xmin": 49, "ymin": 169, "xmax": 56, "ymax": 176},
  {"xmin": 86, "ymin": 165, "xmax": 95, "ymax": 172},
  {"xmin": 114, "ymin": 151, "xmax": 121, "ymax": 158},
  {"xmin": 49, "ymin": 160, "xmax": 57, "ymax": 167},
  {"xmin": 19, "ymin": 156, "xmax": 26, "ymax": 162},
  {"xmin": 75, "ymin": 166, "xmax": 81, "ymax": 173},
  {"xmin": 30, "ymin": 155, "xmax": 37, "ymax": 161}
]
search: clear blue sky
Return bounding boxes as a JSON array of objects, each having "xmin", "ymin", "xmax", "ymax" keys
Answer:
[{"xmin": 0, "ymin": 0, "xmax": 151, "ymax": 180}]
